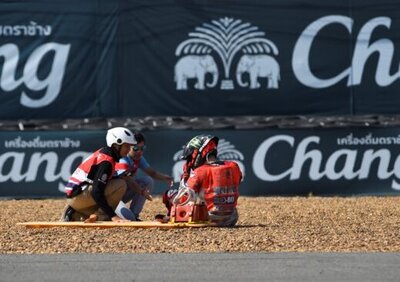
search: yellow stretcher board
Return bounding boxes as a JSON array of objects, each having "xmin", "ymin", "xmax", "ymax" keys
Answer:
[{"xmin": 17, "ymin": 221, "xmax": 215, "ymax": 229}]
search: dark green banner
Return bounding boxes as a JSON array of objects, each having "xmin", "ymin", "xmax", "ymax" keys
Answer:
[
  {"xmin": 0, "ymin": 0, "xmax": 119, "ymax": 119},
  {"xmin": 2, "ymin": 128, "xmax": 400, "ymax": 198},
  {"xmin": 1, "ymin": 1, "xmax": 400, "ymax": 118}
]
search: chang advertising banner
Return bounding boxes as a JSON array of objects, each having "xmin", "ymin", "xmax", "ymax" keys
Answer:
[
  {"xmin": 1, "ymin": 0, "xmax": 400, "ymax": 119},
  {"xmin": 121, "ymin": 0, "xmax": 400, "ymax": 116},
  {"xmin": 0, "ymin": 131, "xmax": 98, "ymax": 197},
  {"xmin": 2, "ymin": 129, "xmax": 400, "ymax": 198},
  {"xmin": 0, "ymin": 0, "xmax": 119, "ymax": 119}
]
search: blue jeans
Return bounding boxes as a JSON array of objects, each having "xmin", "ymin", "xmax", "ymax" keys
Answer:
[{"xmin": 121, "ymin": 176, "xmax": 154, "ymax": 217}]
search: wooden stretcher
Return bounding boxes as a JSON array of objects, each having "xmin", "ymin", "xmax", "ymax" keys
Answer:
[{"xmin": 16, "ymin": 221, "xmax": 215, "ymax": 229}]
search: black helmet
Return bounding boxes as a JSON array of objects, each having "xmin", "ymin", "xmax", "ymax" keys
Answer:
[{"xmin": 181, "ymin": 135, "xmax": 219, "ymax": 170}]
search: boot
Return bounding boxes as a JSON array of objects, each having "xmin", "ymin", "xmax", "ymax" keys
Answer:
[{"xmin": 60, "ymin": 205, "xmax": 75, "ymax": 222}]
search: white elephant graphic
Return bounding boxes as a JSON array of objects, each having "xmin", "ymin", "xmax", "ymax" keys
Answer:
[
  {"xmin": 174, "ymin": 55, "xmax": 219, "ymax": 90},
  {"xmin": 236, "ymin": 54, "xmax": 280, "ymax": 89}
]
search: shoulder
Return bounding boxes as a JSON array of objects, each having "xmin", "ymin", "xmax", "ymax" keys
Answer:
[
  {"xmin": 99, "ymin": 146, "xmax": 111, "ymax": 155},
  {"xmin": 225, "ymin": 161, "xmax": 241, "ymax": 172},
  {"xmin": 209, "ymin": 160, "xmax": 241, "ymax": 173},
  {"xmin": 193, "ymin": 165, "xmax": 210, "ymax": 175},
  {"xmin": 139, "ymin": 157, "xmax": 150, "ymax": 168},
  {"xmin": 227, "ymin": 160, "xmax": 240, "ymax": 166},
  {"xmin": 119, "ymin": 155, "xmax": 131, "ymax": 164},
  {"xmin": 99, "ymin": 147, "xmax": 119, "ymax": 162}
]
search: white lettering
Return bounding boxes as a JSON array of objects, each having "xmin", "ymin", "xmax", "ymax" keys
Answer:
[
  {"xmin": 252, "ymin": 135, "xmax": 294, "ymax": 181},
  {"xmin": 324, "ymin": 150, "xmax": 359, "ymax": 180},
  {"xmin": 351, "ymin": 17, "xmax": 400, "ymax": 86},
  {"xmin": 391, "ymin": 154, "xmax": 400, "ymax": 190},
  {"xmin": 25, "ymin": 152, "xmax": 58, "ymax": 182},
  {"xmin": 358, "ymin": 149, "xmax": 392, "ymax": 179},
  {"xmin": 291, "ymin": 136, "xmax": 324, "ymax": 180},
  {"xmin": 293, "ymin": 16, "xmax": 400, "ymax": 88},
  {"xmin": 292, "ymin": 15, "xmax": 352, "ymax": 88},
  {"xmin": 0, "ymin": 152, "xmax": 27, "ymax": 181},
  {"xmin": 0, "ymin": 151, "xmax": 89, "ymax": 188},
  {"xmin": 252, "ymin": 135, "xmax": 400, "ymax": 190},
  {"xmin": 0, "ymin": 43, "xmax": 70, "ymax": 108}
]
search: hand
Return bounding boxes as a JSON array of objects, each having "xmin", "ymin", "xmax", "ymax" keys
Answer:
[
  {"xmin": 111, "ymin": 216, "xmax": 130, "ymax": 222},
  {"xmin": 142, "ymin": 189, "xmax": 153, "ymax": 201},
  {"xmin": 165, "ymin": 175, "xmax": 174, "ymax": 187},
  {"xmin": 121, "ymin": 175, "xmax": 131, "ymax": 181}
]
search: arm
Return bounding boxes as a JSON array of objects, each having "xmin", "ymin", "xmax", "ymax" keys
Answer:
[
  {"xmin": 144, "ymin": 167, "xmax": 173, "ymax": 186},
  {"xmin": 118, "ymin": 174, "xmax": 153, "ymax": 201},
  {"xmin": 140, "ymin": 157, "xmax": 173, "ymax": 187},
  {"xmin": 171, "ymin": 168, "xmax": 203, "ymax": 205},
  {"xmin": 185, "ymin": 170, "xmax": 202, "ymax": 194},
  {"xmin": 123, "ymin": 175, "xmax": 142, "ymax": 194}
]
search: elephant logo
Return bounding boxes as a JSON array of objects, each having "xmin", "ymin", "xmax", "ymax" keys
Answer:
[
  {"xmin": 236, "ymin": 54, "xmax": 280, "ymax": 89},
  {"xmin": 174, "ymin": 55, "xmax": 218, "ymax": 90},
  {"xmin": 171, "ymin": 139, "xmax": 245, "ymax": 182},
  {"xmin": 174, "ymin": 17, "xmax": 280, "ymax": 91}
]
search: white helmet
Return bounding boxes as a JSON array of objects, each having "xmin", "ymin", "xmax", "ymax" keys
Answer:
[{"xmin": 106, "ymin": 127, "xmax": 136, "ymax": 147}]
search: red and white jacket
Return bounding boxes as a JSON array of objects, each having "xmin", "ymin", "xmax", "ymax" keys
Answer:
[{"xmin": 65, "ymin": 149, "xmax": 115, "ymax": 197}]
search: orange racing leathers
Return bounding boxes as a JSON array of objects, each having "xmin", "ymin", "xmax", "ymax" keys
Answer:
[{"xmin": 186, "ymin": 160, "xmax": 242, "ymax": 226}]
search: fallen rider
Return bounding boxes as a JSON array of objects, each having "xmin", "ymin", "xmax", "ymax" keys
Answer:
[{"xmin": 156, "ymin": 135, "xmax": 242, "ymax": 227}]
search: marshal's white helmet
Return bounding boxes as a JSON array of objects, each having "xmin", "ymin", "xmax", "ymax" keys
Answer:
[{"xmin": 106, "ymin": 127, "xmax": 136, "ymax": 147}]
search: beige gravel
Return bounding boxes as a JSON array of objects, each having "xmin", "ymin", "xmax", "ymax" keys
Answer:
[{"xmin": 1, "ymin": 196, "xmax": 400, "ymax": 254}]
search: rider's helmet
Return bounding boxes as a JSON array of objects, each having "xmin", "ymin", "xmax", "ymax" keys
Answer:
[
  {"xmin": 180, "ymin": 135, "xmax": 219, "ymax": 171},
  {"xmin": 106, "ymin": 127, "xmax": 136, "ymax": 147}
]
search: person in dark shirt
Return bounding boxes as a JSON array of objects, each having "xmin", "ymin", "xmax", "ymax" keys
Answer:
[{"xmin": 61, "ymin": 127, "xmax": 136, "ymax": 222}]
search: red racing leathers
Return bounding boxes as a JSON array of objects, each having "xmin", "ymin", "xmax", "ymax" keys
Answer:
[{"xmin": 185, "ymin": 160, "xmax": 242, "ymax": 226}]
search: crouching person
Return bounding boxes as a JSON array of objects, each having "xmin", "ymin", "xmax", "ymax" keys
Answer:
[
  {"xmin": 162, "ymin": 135, "xmax": 242, "ymax": 227},
  {"xmin": 60, "ymin": 127, "xmax": 136, "ymax": 222}
]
